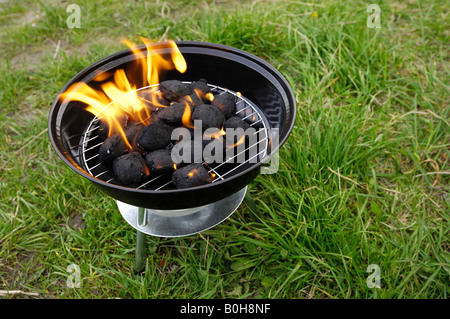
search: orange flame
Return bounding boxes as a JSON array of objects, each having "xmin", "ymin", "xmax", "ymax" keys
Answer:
[
  {"xmin": 139, "ymin": 37, "xmax": 186, "ymax": 85},
  {"xmin": 204, "ymin": 127, "xmax": 226, "ymax": 141},
  {"xmin": 181, "ymin": 102, "xmax": 194, "ymax": 129},
  {"xmin": 205, "ymin": 92, "xmax": 214, "ymax": 102},
  {"xmin": 60, "ymin": 38, "xmax": 187, "ymax": 146},
  {"xmin": 143, "ymin": 164, "xmax": 151, "ymax": 176},
  {"xmin": 226, "ymin": 134, "xmax": 246, "ymax": 148}
]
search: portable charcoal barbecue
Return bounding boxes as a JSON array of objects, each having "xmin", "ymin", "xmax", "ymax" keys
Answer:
[{"xmin": 48, "ymin": 41, "xmax": 296, "ymax": 273}]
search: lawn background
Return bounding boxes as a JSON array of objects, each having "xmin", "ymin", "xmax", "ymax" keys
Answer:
[{"xmin": 0, "ymin": 0, "xmax": 448, "ymax": 299}]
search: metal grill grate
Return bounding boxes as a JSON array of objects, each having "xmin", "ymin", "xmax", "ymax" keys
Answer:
[{"xmin": 80, "ymin": 83, "xmax": 270, "ymax": 190}]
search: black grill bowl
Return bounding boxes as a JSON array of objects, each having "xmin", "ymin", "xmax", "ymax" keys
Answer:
[{"xmin": 48, "ymin": 41, "xmax": 296, "ymax": 209}]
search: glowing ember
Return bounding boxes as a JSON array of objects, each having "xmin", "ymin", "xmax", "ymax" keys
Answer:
[
  {"xmin": 205, "ymin": 92, "xmax": 214, "ymax": 102},
  {"xmin": 187, "ymin": 169, "xmax": 197, "ymax": 178},
  {"xmin": 172, "ymin": 163, "xmax": 213, "ymax": 189}
]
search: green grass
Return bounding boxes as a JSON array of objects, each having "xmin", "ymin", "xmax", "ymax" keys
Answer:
[{"xmin": 0, "ymin": 0, "xmax": 448, "ymax": 299}]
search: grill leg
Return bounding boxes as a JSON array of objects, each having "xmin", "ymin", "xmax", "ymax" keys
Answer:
[
  {"xmin": 134, "ymin": 229, "xmax": 146, "ymax": 274},
  {"xmin": 134, "ymin": 207, "xmax": 147, "ymax": 274}
]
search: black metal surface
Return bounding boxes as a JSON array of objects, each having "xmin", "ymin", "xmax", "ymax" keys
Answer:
[{"xmin": 48, "ymin": 41, "xmax": 296, "ymax": 209}]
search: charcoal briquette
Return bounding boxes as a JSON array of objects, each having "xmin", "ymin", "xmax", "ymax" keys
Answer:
[
  {"xmin": 137, "ymin": 122, "xmax": 173, "ymax": 152},
  {"xmin": 124, "ymin": 122, "xmax": 145, "ymax": 151},
  {"xmin": 177, "ymin": 79, "xmax": 211, "ymax": 107},
  {"xmin": 189, "ymin": 80, "xmax": 211, "ymax": 100},
  {"xmin": 181, "ymin": 92, "xmax": 203, "ymax": 108},
  {"xmin": 189, "ymin": 79, "xmax": 209, "ymax": 92},
  {"xmin": 98, "ymin": 113, "xmax": 128, "ymax": 140},
  {"xmin": 191, "ymin": 104, "xmax": 225, "ymax": 130},
  {"xmin": 144, "ymin": 149, "xmax": 174, "ymax": 174},
  {"xmin": 211, "ymin": 92, "xmax": 236, "ymax": 119},
  {"xmin": 155, "ymin": 102, "xmax": 189, "ymax": 126},
  {"xmin": 223, "ymin": 116, "xmax": 251, "ymax": 131},
  {"xmin": 98, "ymin": 134, "xmax": 129, "ymax": 164},
  {"xmin": 112, "ymin": 152, "xmax": 149, "ymax": 185},
  {"xmin": 159, "ymin": 80, "xmax": 192, "ymax": 101},
  {"xmin": 172, "ymin": 163, "xmax": 213, "ymax": 189}
]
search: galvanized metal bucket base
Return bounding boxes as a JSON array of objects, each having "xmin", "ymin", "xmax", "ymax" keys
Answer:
[{"xmin": 117, "ymin": 186, "xmax": 247, "ymax": 238}]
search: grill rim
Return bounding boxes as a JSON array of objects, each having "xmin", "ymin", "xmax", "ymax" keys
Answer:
[{"xmin": 48, "ymin": 41, "xmax": 296, "ymax": 204}]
